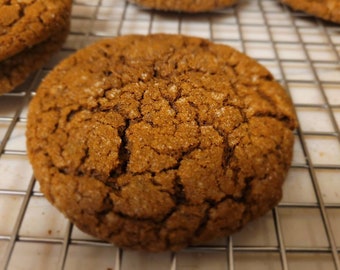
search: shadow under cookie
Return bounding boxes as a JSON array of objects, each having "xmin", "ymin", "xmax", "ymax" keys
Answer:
[{"xmin": 128, "ymin": 0, "xmax": 238, "ymax": 13}]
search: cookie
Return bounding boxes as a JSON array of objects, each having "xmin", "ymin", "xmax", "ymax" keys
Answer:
[
  {"xmin": 0, "ymin": 25, "xmax": 69, "ymax": 95},
  {"xmin": 26, "ymin": 34, "xmax": 298, "ymax": 252},
  {"xmin": 128, "ymin": 0, "xmax": 237, "ymax": 13},
  {"xmin": 0, "ymin": 0, "xmax": 72, "ymax": 62},
  {"xmin": 281, "ymin": 0, "xmax": 340, "ymax": 23}
]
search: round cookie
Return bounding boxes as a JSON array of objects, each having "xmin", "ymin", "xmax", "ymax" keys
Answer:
[
  {"xmin": 0, "ymin": 25, "xmax": 69, "ymax": 95},
  {"xmin": 26, "ymin": 34, "xmax": 298, "ymax": 252},
  {"xmin": 128, "ymin": 0, "xmax": 237, "ymax": 13},
  {"xmin": 0, "ymin": 0, "xmax": 72, "ymax": 62},
  {"xmin": 281, "ymin": 0, "xmax": 340, "ymax": 24}
]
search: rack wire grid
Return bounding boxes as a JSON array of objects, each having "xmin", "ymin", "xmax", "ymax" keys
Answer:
[{"xmin": 0, "ymin": 0, "xmax": 340, "ymax": 269}]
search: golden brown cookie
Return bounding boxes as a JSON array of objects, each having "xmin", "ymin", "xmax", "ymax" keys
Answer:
[
  {"xmin": 26, "ymin": 34, "xmax": 298, "ymax": 252},
  {"xmin": 0, "ymin": 25, "xmax": 69, "ymax": 95},
  {"xmin": 0, "ymin": 0, "xmax": 72, "ymax": 62},
  {"xmin": 128, "ymin": 0, "xmax": 237, "ymax": 12},
  {"xmin": 281, "ymin": 0, "xmax": 340, "ymax": 24}
]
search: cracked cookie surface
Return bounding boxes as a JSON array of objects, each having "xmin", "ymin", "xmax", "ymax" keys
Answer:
[
  {"xmin": 26, "ymin": 34, "xmax": 298, "ymax": 252},
  {"xmin": 281, "ymin": 0, "xmax": 340, "ymax": 23},
  {"xmin": 129, "ymin": 0, "xmax": 237, "ymax": 12},
  {"xmin": 0, "ymin": 0, "xmax": 72, "ymax": 62}
]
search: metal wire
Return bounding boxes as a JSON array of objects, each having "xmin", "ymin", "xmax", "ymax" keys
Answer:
[{"xmin": 1, "ymin": 0, "xmax": 340, "ymax": 269}]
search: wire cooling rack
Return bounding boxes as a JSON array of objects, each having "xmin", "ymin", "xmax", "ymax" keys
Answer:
[{"xmin": 1, "ymin": 0, "xmax": 340, "ymax": 269}]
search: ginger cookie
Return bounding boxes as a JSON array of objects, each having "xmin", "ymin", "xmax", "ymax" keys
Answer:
[
  {"xmin": 0, "ymin": 25, "xmax": 69, "ymax": 95},
  {"xmin": 26, "ymin": 34, "xmax": 298, "ymax": 252},
  {"xmin": 128, "ymin": 0, "xmax": 237, "ymax": 13},
  {"xmin": 281, "ymin": 0, "xmax": 340, "ymax": 24},
  {"xmin": 0, "ymin": 0, "xmax": 72, "ymax": 62}
]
